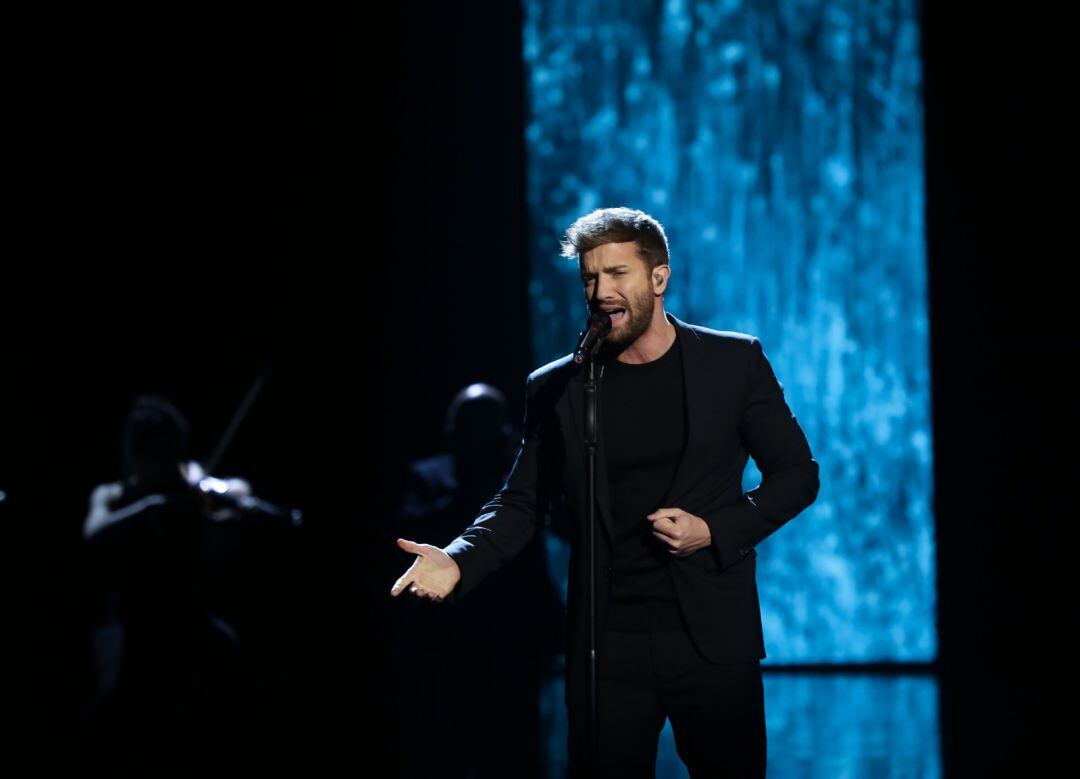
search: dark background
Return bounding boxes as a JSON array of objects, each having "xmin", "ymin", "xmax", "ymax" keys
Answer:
[{"xmin": 2, "ymin": 2, "xmax": 1068, "ymax": 774}]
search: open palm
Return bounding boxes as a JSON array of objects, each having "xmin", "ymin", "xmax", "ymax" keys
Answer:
[{"xmin": 389, "ymin": 538, "xmax": 461, "ymax": 602}]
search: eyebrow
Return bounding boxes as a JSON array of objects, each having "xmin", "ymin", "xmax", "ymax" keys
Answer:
[{"xmin": 581, "ymin": 264, "xmax": 630, "ymax": 277}]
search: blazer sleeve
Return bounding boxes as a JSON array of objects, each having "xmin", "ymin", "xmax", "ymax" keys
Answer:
[
  {"xmin": 442, "ymin": 373, "xmax": 549, "ymax": 603},
  {"xmin": 701, "ymin": 336, "xmax": 820, "ymax": 572}
]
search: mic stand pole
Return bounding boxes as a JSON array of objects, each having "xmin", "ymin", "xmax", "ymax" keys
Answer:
[{"xmin": 583, "ymin": 349, "xmax": 601, "ymax": 772}]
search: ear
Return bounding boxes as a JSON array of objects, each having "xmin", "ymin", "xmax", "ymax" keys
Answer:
[{"xmin": 652, "ymin": 265, "xmax": 670, "ymax": 295}]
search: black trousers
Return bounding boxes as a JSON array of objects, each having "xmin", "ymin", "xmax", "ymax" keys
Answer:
[{"xmin": 567, "ymin": 627, "xmax": 766, "ymax": 778}]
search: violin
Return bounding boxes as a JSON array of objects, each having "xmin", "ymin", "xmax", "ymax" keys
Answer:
[{"xmin": 184, "ymin": 460, "xmax": 302, "ymax": 526}]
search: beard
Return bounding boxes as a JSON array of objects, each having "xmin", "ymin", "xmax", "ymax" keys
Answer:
[{"xmin": 597, "ymin": 287, "xmax": 655, "ymax": 359}]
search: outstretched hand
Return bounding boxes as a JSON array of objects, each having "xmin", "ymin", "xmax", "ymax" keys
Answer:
[
  {"xmin": 646, "ymin": 507, "xmax": 712, "ymax": 558},
  {"xmin": 389, "ymin": 538, "xmax": 462, "ymax": 602}
]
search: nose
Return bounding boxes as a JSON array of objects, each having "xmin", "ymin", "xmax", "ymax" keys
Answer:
[{"xmin": 593, "ymin": 274, "xmax": 615, "ymax": 307}]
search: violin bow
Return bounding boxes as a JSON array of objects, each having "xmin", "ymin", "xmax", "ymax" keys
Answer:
[{"xmin": 205, "ymin": 358, "xmax": 273, "ymax": 474}]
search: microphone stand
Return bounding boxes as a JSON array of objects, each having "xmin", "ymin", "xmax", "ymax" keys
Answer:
[
  {"xmin": 582, "ymin": 343, "xmax": 602, "ymax": 771},
  {"xmin": 574, "ymin": 309, "xmax": 610, "ymax": 771}
]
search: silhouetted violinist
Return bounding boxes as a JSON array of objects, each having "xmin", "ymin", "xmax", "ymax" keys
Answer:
[{"xmin": 81, "ymin": 394, "xmax": 301, "ymax": 777}]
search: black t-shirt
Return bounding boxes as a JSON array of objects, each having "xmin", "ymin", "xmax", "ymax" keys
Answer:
[{"xmin": 599, "ymin": 334, "xmax": 688, "ymax": 631}]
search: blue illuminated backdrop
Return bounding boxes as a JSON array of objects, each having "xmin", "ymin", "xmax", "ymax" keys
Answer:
[{"xmin": 524, "ymin": 0, "xmax": 933, "ymax": 664}]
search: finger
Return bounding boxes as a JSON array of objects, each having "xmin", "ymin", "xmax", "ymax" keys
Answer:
[
  {"xmin": 654, "ymin": 536, "xmax": 682, "ymax": 555},
  {"xmin": 397, "ymin": 538, "xmax": 424, "ymax": 554},
  {"xmin": 390, "ymin": 573, "xmax": 415, "ymax": 597},
  {"xmin": 650, "ymin": 519, "xmax": 679, "ymax": 539},
  {"xmin": 647, "ymin": 508, "xmax": 684, "ymax": 520},
  {"xmin": 652, "ymin": 530, "xmax": 677, "ymax": 548},
  {"xmin": 405, "ymin": 581, "xmax": 429, "ymax": 598}
]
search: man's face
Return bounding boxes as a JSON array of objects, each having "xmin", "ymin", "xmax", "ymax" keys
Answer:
[{"xmin": 579, "ymin": 241, "xmax": 656, "ymax": 350}]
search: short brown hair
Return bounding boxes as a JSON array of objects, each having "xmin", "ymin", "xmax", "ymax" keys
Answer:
[{"xmin": 559, "ymin": 207, "xmax": 670, "ymax": 273}]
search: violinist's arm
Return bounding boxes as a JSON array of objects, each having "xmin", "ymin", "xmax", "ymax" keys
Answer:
[{"xmin": 82, "ymin": 483, "xmax": 167, "ymax": 541}]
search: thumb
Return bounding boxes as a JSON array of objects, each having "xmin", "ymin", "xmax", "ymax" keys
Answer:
[{"xmin": 397, "ymin": 538, "xmax": 424, "ymax": 554}]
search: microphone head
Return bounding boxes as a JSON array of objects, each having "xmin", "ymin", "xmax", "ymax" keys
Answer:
[
  {"xmin": 574, "ymin": 310, "xmax": 613, "ymax": 364},
  {"xmin": 588, "ymin": 310, "xmax": 613, "ymax": 334}
]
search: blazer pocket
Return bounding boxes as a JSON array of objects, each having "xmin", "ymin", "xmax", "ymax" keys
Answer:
[{"xmin": 704, "ymin": 546, "xmax": 756, "ymax": 572}]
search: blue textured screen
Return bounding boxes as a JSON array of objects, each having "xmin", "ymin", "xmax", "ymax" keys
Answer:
[{"xmin": 525, "ymin": 0, "xmax": 933, "ymax": 663}]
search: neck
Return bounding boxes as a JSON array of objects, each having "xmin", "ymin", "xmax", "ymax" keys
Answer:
[{"xmin": 616, "ymin": 306, "xmax": 675, "ymax": 364}]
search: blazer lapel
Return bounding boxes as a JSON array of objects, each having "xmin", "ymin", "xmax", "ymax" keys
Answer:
[{"xmin": 660, "ymin": 312, "xmax": 707, "ymax": 508}]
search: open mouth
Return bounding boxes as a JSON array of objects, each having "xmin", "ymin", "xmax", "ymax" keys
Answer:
[{"xmin": 602, "ymin": 308, "xmax": 626, "ymax": 324}]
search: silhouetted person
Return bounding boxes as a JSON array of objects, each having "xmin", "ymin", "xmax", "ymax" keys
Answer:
[
  {"xmin": 81, "ymin": 396, "xmax": 247, "ymax": 778},
  {"xmin": 391, "ymin": 383, "xmax": 565, "ymax": 779}
]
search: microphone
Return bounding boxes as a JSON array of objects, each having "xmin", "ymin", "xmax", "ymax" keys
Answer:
[{"xmin": 574, "ymin": 311, "xmax": 612, "ymax": 364}]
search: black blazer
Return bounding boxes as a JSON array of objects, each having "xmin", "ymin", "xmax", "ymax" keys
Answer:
[{"xmin": 444, "ymin": 312, "xmax": 820, "ymax": 710}]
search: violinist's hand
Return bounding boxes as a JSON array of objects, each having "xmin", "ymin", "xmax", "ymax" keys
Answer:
[
  {"xmin": 82, "ymin": 482, "xmax": 125, "ymax": 540},
  {"xmin": 389, "ymin": 539, "xmax": 461, "ymax": 603}
]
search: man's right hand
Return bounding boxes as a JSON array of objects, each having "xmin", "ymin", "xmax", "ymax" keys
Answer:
[{"xmin": 389, "ymin": 538, "xmax": 461, "ymax": 602}]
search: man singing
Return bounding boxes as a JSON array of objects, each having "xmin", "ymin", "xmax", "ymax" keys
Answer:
[{"xmin": 391, "ymin": 206, "xmax": 820, "ymax": 777}]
